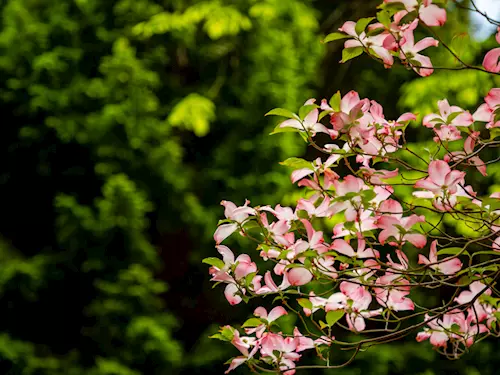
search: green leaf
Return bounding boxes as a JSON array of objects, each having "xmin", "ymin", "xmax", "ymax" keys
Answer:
[
  {"xmin": 450, "ymin": 323, "xmax": 461, "ymax": 333},
  {"xmin": 270, "ymin": 123, "xmax": 302, "ymax": 135},
  {"xmin": 329, "ymin": 91, "xmax": 341, "ymax": 112},
  {"xmin": 355, "ymin": 17, "xmax": 375, "ymax": 35},
  {"xmin": 437, "ymin": 247, "xmax": 465, "ymax": 256},
  {"xmin": 335, "ymin": 255, "xmax": 354, "ymax": 264},
  {"xmin": 265, "ymin": 108, "xmax": 299, "ymax": 119},
  {"xmin": 394, "ymin": 224, "xmax": 407, "ymax": 234},
  {"xmin": 366, "ymin": 27, "xmax": 385, "ymax": 37},
  {"xmin": 241, "ymin": 318, "xmax": 264, "ymax": 328},
  {"xmin": 379, "ymin": 1, "xmax": 407, "ymax": 14},
  {"xmin": 245, "ymin": 272, "xmax": 257, "ymax": 288},
  {"xmin": 341, "ymin": 47, "xmax": 364, "ymax": 63},
  {"xmin": 210, "ymin": 326, "xmax": 235, "ymax": 341},
  {"xmin": 319, "ymin": 110, "xmax": 332, "ymax": 121},
  {"xmin": 299, "ymin": 104, "xmax": 319, "ymax": 120},
  {"xmin": 326, "ymin": 310, "xmax": 345, "ymax": 326},
  {"xmin": 319, "ymin": 320, "xmax": 328, "ymax": 329},
  {"xmin": 360, "ymin": 189, "xmax": 377, "ymax": 203},
  {"xmin": 298, "ymin": 250, "xmax": 319, "ymax": 258},
  {"xmin": 202, "ymin": 257, "xmax": 225, "ymax": 269},
  {"xmin": 323, "ymin": 32, "xmax": 350, "ymax": 43},
  {"xmin": 297, "ymin": 298, "xmax": 313, "ymax": 310},
  {"xmin": 279, "ymin": 157, "xmax": 313, "ymax": 170},
  {"xmin": 446, "ymin": 111, "xmax": 463, "ymax": 124},
  {"xmin": 376, "ymin": 10, "xmax": 391, "ymax": 28}
]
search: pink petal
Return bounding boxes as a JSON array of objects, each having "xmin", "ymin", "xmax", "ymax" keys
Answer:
[
  {"xmin": 338, "ymin": 21, "xmax": 357, "ymax": 37},
  {"xmin": 418, "ymin": 254, "xmax": 430, "ymax": 265},
  {"xmin": 422, "ymin": 113, "xmax": 441, "ymax": 128},
  {"xmin": 485, "ymin": 88, "xmax": 500, "ymax": 108},
  {"xmin": 291, "ymin": 168, "xmax": 314, "ymax": 183},
  {"xmin": 287, "ymin": 268, "xmax": 313, "ymax": 286},
  {"xmin": 429, "ymin": 331, "xmax": 449, "ymax": 347},
  {"xmin": 483, "ymin": 48, "xmax": 500, "ymax": 73},
  {"xmin": 438, "ymin": 258, "xmax": 462, "ymax": 275},
  {"xmin": 331, "ymin": 239, "xmax": 356, "ymax": 257},
  {"xmin": 413, "ymin": 37, "xmax": 439, "ymax": 53},
  {"xmin": 428, "ymin": 160, "xmax": 450, "ymax": 186},
  {"xmin": 303, "ymin": 108, "xmax": 319, "ymax": 127},
  {"xmin": 340, "ymin": 90, "xmax": 361, "ymax": 114},
  {"xmin": 268, "ymin": 306, "xmax": 288, "ymax": 322},
  {"xmin": 279, "ymin": 118, "xmax": 303, "ymax": 130},
  {"xmin": 214, "ymin": 223, "xmax": 238, "ymax": 244},
  {"xmin": 412, "ymin": 54, "xmax": 434, "ymax": 76},
  {"xmin": 405, "ymin": 233, "xmax": 427, "ymax": 248},
  {"xmin": 225, "ymin": 357, "xmax": 247, "ymax": 373},
  {"xmin": 254, "ymin": 306, "xmax": 268, "ymax": 319},
  {"xmin": 224, "ymin": 284, "xmax": 242, "ymax": 305},
  {"xmin": 473, "ymin": 103, "xmax": 492, "ymax": 122},
  {"xmin": 419, "ymin": 3, "xmax": 446, "ymax": 26}
]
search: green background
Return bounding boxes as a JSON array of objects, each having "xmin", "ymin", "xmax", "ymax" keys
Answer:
[{"xmin": 0, "ymin": 0, "xmax": 499, "ymax": 374}]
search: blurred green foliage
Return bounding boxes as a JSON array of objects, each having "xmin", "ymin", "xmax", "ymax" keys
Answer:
[{"xmin": 0, "ymin": 0, "xmax": 499, "ymax": 374}]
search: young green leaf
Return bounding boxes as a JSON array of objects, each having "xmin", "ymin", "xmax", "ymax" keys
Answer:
[
  {"xmin": 329, "ymin": 91, "xmax": 341, "ymax": 112},
  {"xmin": 341, "ymin": 47, "xmax": 364, "ymax": 63},
  {"xmin": 326, "ymin": 310, "xmax": 345, "ymax": 326},
  {"xmin": 265, "ymin": 108, "xmax": 299, "ymax": 119},
  {"xmin": 202, "ymin": 257, "xmax": 225, "ymax": 269},
  {"xmin": 279, "ymin": 157, "xmax": 313, "ymax": 170},
  {"xmin": 297, "ymin": 298, "xmax": 313, "ymax": 310},
  {"xmin": 299, "ymin": 104, "xmax": 319, "ymax": 120},
  {"xmin": 355, "ymin": 17, "xmax": 375, "ymax": 35},
  {"xmin": 323, "ymin": 32, "xmax": 350, "ymax": 43},
  {"xmin": 241, "ymin": 318, "xmax": 265, "ymax": 328}
]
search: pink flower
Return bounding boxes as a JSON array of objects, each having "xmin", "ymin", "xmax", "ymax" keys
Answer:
[
  {"xmin": 374, "ymin": 273, "xmax": 414, "ymax": 311},
  {"xmin": 399, "ymin": 20, "xmax": 439, "ymax": 76},
  {"xmin": 339, "ymin": 21, "xmax": 394, "ymax": 67},
  {"xmin": 328, "ymin": 91, "xmax": 370, "ymax": 132},
  {"xmin": 444, "ymin": 131, "xmax": 487, "ymax": 176},
  {"xmin": 325, "ymin": 281, "xmax": 382, "ymax": 332},
  {"xmin": 385, "ymin": 0, "xmax": 446, "ymax": 26},
  {"xmin": 423, "ymin": 99, "xmax": 473, "ymax": 128},
  {"xmin": 209, "ymin": 245, "xmax": 257, "ymax": 282},
  {"xmin": 473, "ymin": 88, "xmax": 500, "ymax": 129},
  {"xmin": 417, "ymin": 310, "xmax": 466, "ymax": 348},
  {"xmin": 330, "ymin": 176, "xmax": 369, "ymax": 221},
  {"xmin": 360, "ymin": 166, "xmax": 399, "ymax": 185},
  {"xmin": 245, "ymin": 306, "xmax": 288, "ymax": 338},
  {"xmin": 419, "ymin": 0, "xmax": 446, "ymax": 26},
  {"xmin": 418, "ymin": 240, "xmax": 462, "ymax": 275},
  {"xmin": 224, "ymin": 284, "xmax": 243, "ymax": 305},
  {"xmin": 413, "ymin": 160, "xmax": 466, "ymax": 211},
  {"xmin": 293, "ymin": 327, "xmax": 330, "ymax": 351},
  {"xmin": 260, "ymin": 332, "xmax": 301, "ymax": 375},
  {"xmin": 255, "ymin": 271, "xmax": 290, "ymax": 294},
  {"xmin": 287, "ymin": 267, "xmax": 313, "ymax": 286},
  {"xmin": 225, "ymin": 328, "xmax": 259, "ymax": 373},
  {"xmin": 376, "ymin": 200, "xmax": 427, "ymax": 248},
  {"xmin": 483, "ymin": 48, "xmax": 500, "ymax": 73},
  {"xmin": 386, "ymin": 249, "xmax": 410, "ymax": 271},
  {"xmin": 209, "ymin": 245, "xmax": 257, "ymax": 305},
  {"xmin": 279, "ymin": 99, "xmax": 334, "ymax": 137},
  {"xmin": 214, "ymin": 200, "xmax": 255, "ymax": 244},
  {"xmin": 331, "ymin": 237, "xmax": 379, "ymax": 258},
  {"xmin": 483, "ymin": 27, "xmax": 500, "ymax": 73}
]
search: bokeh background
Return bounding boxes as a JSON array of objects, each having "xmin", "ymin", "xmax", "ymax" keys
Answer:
[{"xmin": 1, "ymin": 0, "xmax": 500, "ymax": 374}]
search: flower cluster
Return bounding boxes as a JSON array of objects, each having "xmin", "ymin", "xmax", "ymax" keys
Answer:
[
  {"xmin": 205, "ymin": 1, "xmax": 500, "ymax": 373},
  {"xmin": 325, "ymin": 0, "xmax": 500, "ymax": 77}
]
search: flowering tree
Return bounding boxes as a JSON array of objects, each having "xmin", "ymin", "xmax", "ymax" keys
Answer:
[{"xmin": 204, "ymin": 0, "xmax": 500, "ymax": 373}]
